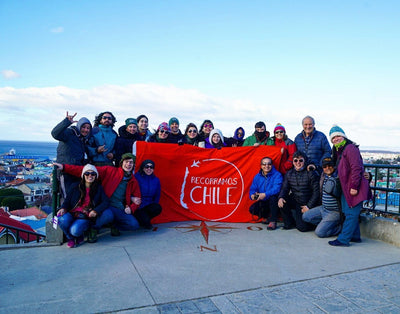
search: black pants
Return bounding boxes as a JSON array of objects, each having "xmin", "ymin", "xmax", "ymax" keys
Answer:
[
  {"xmin": 249, "ymin": 194, "xmax": 279, "ymax": 222},
  {"xmin": 134, "ymin": 203, "xmax": 162, "ymax": 228},
  {"xmin": 280, "ymin": 197, "xmax": 314, "ymax": 232}
]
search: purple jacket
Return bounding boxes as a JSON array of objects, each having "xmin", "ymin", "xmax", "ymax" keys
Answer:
[{"xmin": 336, "ymin": 143, "xmax": 371, "ymax": 207}]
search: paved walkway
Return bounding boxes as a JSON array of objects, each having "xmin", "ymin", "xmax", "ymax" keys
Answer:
[{"xmin": 1, "ymin": 221, "xmax": 400, "ymax": 313}]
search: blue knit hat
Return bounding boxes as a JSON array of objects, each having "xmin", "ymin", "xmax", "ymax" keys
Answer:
[
  {"xmin": 169, "ymin": 117, "xmax": 179, "ymax": 126},
  {"xmin": 329, "ymin": 125, "xmax": 347, "ymax": 142}
]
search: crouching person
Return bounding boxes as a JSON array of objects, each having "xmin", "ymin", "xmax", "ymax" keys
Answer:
[
  {"xmin": 302, "ymin": 157, "xmax": 342, "ymax": 238},
  {"xmin": 56, "ymin": 164, "xmax": 111, "ymax": 248},
  {"xmin": 133, "ymin": 160, "xmax": 162, "ymax": 229},
  {"xmin": 249, "ymin": 157, "xmax": 283, "ymax": 230},
  {"xmin": 54, "ymin": 153, "xmax": 141, "ymax": 238}
]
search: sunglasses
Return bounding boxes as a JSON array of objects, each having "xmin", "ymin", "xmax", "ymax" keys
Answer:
[
  {"xmin": 261, "ymin": 162, "xmax": 272, "ymax": 166},
  {"xmin": 84, "ymin": 172, "xmax": 97, "ymax": 177},
  {"xmin": 275, "ymin": 131, "xmax": 284, "ymax": 134},
  {"xmin": 203, "ymin": 124, "xmax": 213, "ymax": 128},
  {"xmin": 293, "ymin": 158, "xmax": 304, "ymax": 163},
  {"xmin": 159, "ymin": 130, "xmax": 169, "ymax": 134},
  {"xmin": 188, "ymin": 129, "xmax": 197, "ymax": 133},
  {"xmin": 322, "ymin": 164, "xmax": 333, "ymax": 168},
  {"xmin": 102, "ymin": 116, "xmax": 112, "ymax": 120},
  {"xmin": 144, "ymin": 165, "xmax": 154, "ymax": 169}
]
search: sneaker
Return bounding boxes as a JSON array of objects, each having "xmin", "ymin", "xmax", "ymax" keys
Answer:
[
  {"xmin": 87, "ymin": 229, "xmax": 98, "ymax": 243},
  {"xmin": 267, "ymin": 222, "xmax": 276, "ymax": 230},
  {"xmin": 76, "ymin": 236, "xmax": 84, "ymax": 246},
  {"xmin": 111, "ymin": 227, "xmax": 121, "ymax": 237},
  {"xmin": 328, "ymin": 239, "xmax": 350, "ymax": 247},
  {"xmin": 67, "ymin": 239, "xmax": 75, "ymax": 248},
  {"xmin": 350, "ymin": 237, "xmax": 362, "ymax": 243}
]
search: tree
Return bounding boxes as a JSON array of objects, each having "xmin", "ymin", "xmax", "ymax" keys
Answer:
[
  {"xmin": 0, "ymin": 188, "xmax": 25, "ymax": 204},
  {"xmin": 2, "ymin": 196, "xmax": 26, "ymax": 211}
]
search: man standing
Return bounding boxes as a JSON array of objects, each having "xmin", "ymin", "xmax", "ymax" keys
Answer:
[
  {"xmin": 249, "ymin": 157, "xmax": 283, "ymax": 230},
  {"xmin": 168, "ymin": 117, "xmax": 184, "ymax": 143},
  {"xmin": 294, "ymin": 115, "xmax": 331, "ymax": 175},
  {"xmin": 88, "ymin": 111, "xmax": 118, "ymax": 166},
  {"xmin": 243, "ymin": 121, "xmax": 274, "ymax": 146}
]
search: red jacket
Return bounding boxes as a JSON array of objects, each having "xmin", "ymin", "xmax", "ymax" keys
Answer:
[
  {"xmin": 63, "ymin": 164, "xmax": 141, "ymax": 213},
  {"xmin": 274, "ymin": 137, "xmax": 297, "ymax": 174}
]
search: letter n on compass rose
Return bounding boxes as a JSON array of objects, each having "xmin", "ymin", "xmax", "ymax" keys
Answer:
[{"xmin": 173, "ymin": 221, "xmax": 236, "ymax": 244}]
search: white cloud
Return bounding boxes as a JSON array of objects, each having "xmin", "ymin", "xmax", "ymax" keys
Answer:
[
  {"xmin": 51, "ymin": 26, "xmax": 64, "ymax": 33},
  {"xmin": 1, "ymin": 70, "xmax": 20, "ymax": 80},
  {"xmin": 0, "ymin": 84, "xmax": 399, "ymax": 151}
]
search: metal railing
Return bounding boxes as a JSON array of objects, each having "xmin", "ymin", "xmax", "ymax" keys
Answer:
[
  {"xmin": 0, "ymin": 223, "xmax": 46, "ymax": 244},
  {"xmin": 363, "ymin": 164, "xmax": 400, "ymax": 217}
]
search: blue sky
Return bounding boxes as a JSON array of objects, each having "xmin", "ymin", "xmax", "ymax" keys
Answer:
[{"xmin": 1, "ymin": 1, "xmax": 399, "ymax": 150}]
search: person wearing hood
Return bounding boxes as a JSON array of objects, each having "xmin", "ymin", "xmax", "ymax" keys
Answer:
[
  {"xmin": 328, "ymin": 125, "xmax": 372, "ymax": 247},
  {"xmin": 278, "ymin": 151, "xmax": 320, "ymax": 232},
  {"xmin": 133, "ymin": 159, "xmax": 162, "ymax": 229},
  {"xmin": 115, "ymin": 118, "xmax": 138, "ymax": 165},
  {"xmin": 249, "ymin": 156, "xmax": 283, "ymax": 230},
  {"xmin": 87, "ymin": 111, "xmax": 118, "ymax": 166},
  {"xmin": 271, "ymin": 123, "xmax": 297, "ymax": 174},
  {"xmin": 51, "ymin": 111, "xmax": 92, "ymax": 198},
  {"xmin": 168, "ymin": 117, "xmax": 185, "ymax": 144},
  {"xmin": 205, "ymin": 129, "xmax": 226, "ymax": 149},
  {"xmin": 54, "ymin": 153, "xmax": 142, "ymax": 239},
  {"xmin": 243, "ymin": 121, "xmax": 274, "ymax": 147},
  {"xmin": 232, "ymin": 127, "xmax": 245, "ymax": 147},
  {"xmin": 148, "ymin": 122, "xmax": 172, "ymax": 143}
]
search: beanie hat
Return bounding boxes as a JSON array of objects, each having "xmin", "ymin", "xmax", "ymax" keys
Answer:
[
  {"xmin": 139, "ymin": 159, "xmax": 155, "ymax": 174},
  {"xmin": 322, "ymin": 157, "xmax": 335, "ymax": 168},
  {"xmin": 169, "ymin": 117, "xmax": 179, "ymax": 126},
  {"xmin": 274, "ymin": 123, "xmax": 285, "ymax": 133},
  {"xmin": 255, "ymin": 121, "xmax": 266, "ymax": 129},
  {"xmin": 125, "ymin": 118, "xmax": 137, "ymax": 127},
  {"xmin": 157, "ymin": 122, "xmax": 171, "ymax": 132},
  {"xmin": 81, "ymin": 164, "xmax": 98, "ymax": 178},
  {"xmin": 329, "ymin": 125, "xmax": 346, "ymax": 142},
  {"xmin": 136, "ymin": 114, "xmax": 148, "ymax": 123},
  {"xmin": 120, "ymin": 153, "xmax": 136, "ymax": 166}
]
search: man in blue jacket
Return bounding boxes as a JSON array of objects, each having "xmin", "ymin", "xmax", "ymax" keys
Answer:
[
  {"xmin": 294, "ymin": 115, "xmax": 331, "ymax": 175},
  {"xmin": 249, "ymin": 156, "xmax": 283, "ymax": 230}
]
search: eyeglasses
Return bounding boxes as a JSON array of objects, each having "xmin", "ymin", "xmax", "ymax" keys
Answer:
[
  {"xmin": 237, "ymin": 132, "xmax": 244, "ymax": 135},
  {"xmin": 84, "ymin": 172, "xmax": 97, "ymax": 177},
  {"xmin": 204, "ymin": 124, "xmax": 213, "ymax": 128},
  {"xmin": 322, "ymin": 164, "xmax": 333, "ymax": 168},
  {"xmin": 275, "ymin": 131, "xmax": 284, "ymax": 134},
  {"xmin": 261, "ymin": 162, "xmax": 272, "ymax": 166},
  {"xmin": 159, "ymin": 130, "xmax": 169, "ymax": 134},
  {"xmin": 293, "ymin": 158, "xmax": 304, "ymax": 163},
  {"xmin": 102, "ymin": 116, "xmax": 112, "ymax": 120},
  {"xmin": 188, "ymin": 129, "xmax": 197, "ymax": 133},
  {"xmin": 144, "ymin": 165, "xmax": 154, "ymax": 169}
]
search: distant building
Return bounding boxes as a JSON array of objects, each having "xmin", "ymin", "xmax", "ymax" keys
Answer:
[{"xmin": 16, "ymin": 183, "xmax": 51, "ymax": 203}]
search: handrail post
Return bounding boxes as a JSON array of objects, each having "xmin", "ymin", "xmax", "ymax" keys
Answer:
[{"xmin": 51, "ymin": 165, "xmax": 60, "ymax": 217}]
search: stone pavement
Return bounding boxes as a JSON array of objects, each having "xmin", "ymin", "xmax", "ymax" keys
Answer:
[{"xmin": 1, "ymin": 221, "xmax": 400, "ymax": 313}]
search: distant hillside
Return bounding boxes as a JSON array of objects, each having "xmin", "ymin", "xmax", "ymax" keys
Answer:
[{"xmin": 360, "ymin": 149, "xmax": 400, "ymax": 154}]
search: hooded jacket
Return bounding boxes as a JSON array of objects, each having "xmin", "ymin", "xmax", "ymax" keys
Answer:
[
  {"xmin": 51, "ymin": 117, "xmax": 91, "ymax": 165},
  {"xmin": 115, "ymin": 125, "xmax": 137, "ymax": 165}
]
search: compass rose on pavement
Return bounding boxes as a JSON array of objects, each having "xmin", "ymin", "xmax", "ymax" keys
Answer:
[{"xmin": 173, "ymin": 221, "xmax": 237, "ymax": 244}]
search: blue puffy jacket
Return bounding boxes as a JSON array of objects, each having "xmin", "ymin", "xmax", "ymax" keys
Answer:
[{"xmin": 249, "ymin": 166, "xmax": 283, "ymax": 200}]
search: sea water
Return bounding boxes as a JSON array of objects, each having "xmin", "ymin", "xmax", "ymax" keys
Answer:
[{"xmin": 0, "ymin": 140, "xmax": 58, "ymax": 160}]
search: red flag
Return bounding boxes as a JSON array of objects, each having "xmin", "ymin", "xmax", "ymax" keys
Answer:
[{"xmin": 136, "ymin": 142, "xmax": 282, "ymax": 223}]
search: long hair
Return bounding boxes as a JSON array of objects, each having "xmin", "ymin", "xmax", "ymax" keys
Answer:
[
  {"xmin": 78, "ymin": 178, "xmax": 101, "ymax": 209},
  {"xmin": 94, "ymin": 111, "xmax": 116, "ymax": 127}
]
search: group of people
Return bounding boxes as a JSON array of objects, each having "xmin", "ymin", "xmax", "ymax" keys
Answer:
[{"xmin": 52, "ymin": 111, "xmax": 371, "ymax": 248}]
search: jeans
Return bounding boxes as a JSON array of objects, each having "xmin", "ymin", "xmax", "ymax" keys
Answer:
[
  {"xmin": 92, "ymin": 208, "xmax": 114, "ymax": 230},
  {"xmin": 58, "ymin": 213, "xmax": 90, "ymax": 240},
  {"xmin": 337, "ymin": 194, "xmax": 361, "ymax": 245},
  {"xmin": 249, "ymin": 194, "xmax": 279, "ymax": 222},
  {"xmin": 302, "ymin": 205, "xmax": 341, "ymax": 238},
  {"xmin": 109, "ymin": 207, "xmax": 140, "ymax": 231}
]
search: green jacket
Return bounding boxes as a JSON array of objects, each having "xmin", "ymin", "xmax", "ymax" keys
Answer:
[{"xmin": 243, "ymin": 134, "xmax": 274, "ymax": 146}]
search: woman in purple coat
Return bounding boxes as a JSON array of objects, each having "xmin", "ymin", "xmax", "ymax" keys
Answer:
[{"xmin": 328, "ymin": 125, "xmax": 371, "ymax": 247}]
